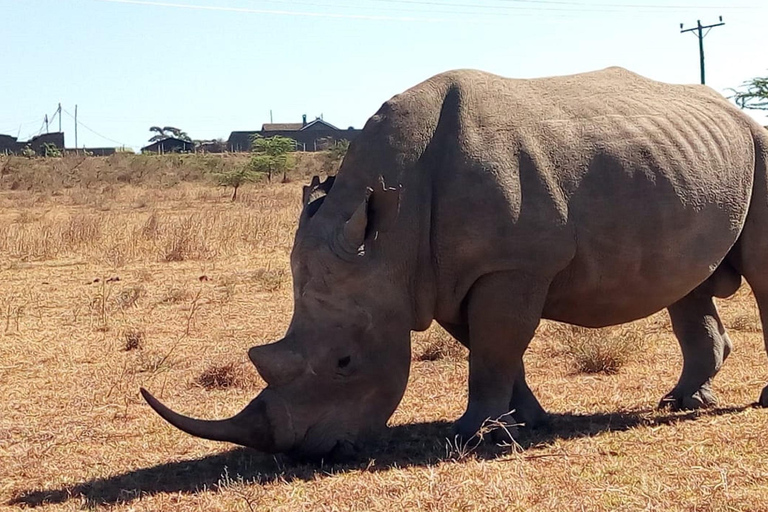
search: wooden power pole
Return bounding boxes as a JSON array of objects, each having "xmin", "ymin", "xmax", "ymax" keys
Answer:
[{"xmin": 680, "ymin": 17, "xmax": 725, "ymax": 85}]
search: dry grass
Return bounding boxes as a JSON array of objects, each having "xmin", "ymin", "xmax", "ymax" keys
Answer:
[
  {"xmin": 413, "ymin": 324, "xmax": 468, "ymax": 362},
  {"xmin": 3, "ymin": 155, "xmax": 768, "ymax": 511},
  {"xmin": 548, "ymin": 324, "xmax": 647, "ymax": 374},
  {"xmin": 194, "ymin": 362, "xmax": 254, "ymax": 391},
  {"xmin": 121, "ymin": 328, "xmax": 145, "ymax": 351}
]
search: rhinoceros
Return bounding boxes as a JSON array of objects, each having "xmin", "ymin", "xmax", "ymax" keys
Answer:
[{"xmin": 141, "ymin": 67, "xmax": 768, "ymax": 459}]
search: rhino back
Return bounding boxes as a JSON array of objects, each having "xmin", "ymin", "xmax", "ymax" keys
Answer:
[{"xmin": 417, "ymin": 68, "xmax": 755, "ymax": 326}]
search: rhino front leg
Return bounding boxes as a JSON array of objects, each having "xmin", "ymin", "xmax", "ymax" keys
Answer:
[
  {"xmin": 454, "ymin": 271, "xmax": 550, "ymax": 442},
  {"xmin": 659, "ymin": 291, "xmax": 732, "ymax": 410},
  {"xmin": 439, "ymin": 321, "xmax": 548, "ymax": 429}
]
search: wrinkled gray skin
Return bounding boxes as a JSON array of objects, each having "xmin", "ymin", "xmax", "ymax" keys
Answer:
[{"xmin": 142, "ymin": 67, "xmax": 768, "ymax": 458}]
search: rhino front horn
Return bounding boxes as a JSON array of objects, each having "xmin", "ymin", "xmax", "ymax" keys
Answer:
[{"xmin": 140, "ymin": 388, "xmax": 280, "ymax": 452}]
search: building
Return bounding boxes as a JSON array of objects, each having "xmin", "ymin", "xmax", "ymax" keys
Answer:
[
  {"xmin": 141, "ymin": 137, "xmax": 194, "ymax": 154},
  {"xmin": 227, "ymin": 115, "xmax": 361, "ymax": 152},
  {"xmin": 0, "ymin": 132, "xmax": 65, "ymax": 155}
]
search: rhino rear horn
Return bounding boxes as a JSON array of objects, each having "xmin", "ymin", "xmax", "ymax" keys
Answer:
[
  {"xmin": 140, "ymin": 388, "xmax": 278, "ymax": 452},
  {"xmin": 248, "ymin": 342, "xmax": 306, "ymax": 386}
]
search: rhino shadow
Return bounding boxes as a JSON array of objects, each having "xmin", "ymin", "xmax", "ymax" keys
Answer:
[{"xmin": 9, "ymin": 405, "xmax": 751, "ymax": 508}]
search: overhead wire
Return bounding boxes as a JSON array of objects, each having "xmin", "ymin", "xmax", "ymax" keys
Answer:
[
  {"xmin": 257, "ymin": 0, "xmax": 763, "ymax": 13},
  {"xmin": 94, "ymin": 0, "xmax": 765, "ymax": 23},
  {"xmin": 61, "ymin": 107, "xmax": 132, "ymax": 147}
]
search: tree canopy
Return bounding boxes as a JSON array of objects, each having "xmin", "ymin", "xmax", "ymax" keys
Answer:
[
  {"xmin": 149, "ymin": 126, "xmax": 192, "ymax": 142},
  {"xmin": 249, "ymin": 135, "xmax": 296, "ymax": 182},
  {"xmin": 730, "ymin": 74, "xmax": 768, "ymax": 111}
]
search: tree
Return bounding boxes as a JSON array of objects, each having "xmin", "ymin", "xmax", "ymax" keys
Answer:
[
  {"xmin": 20, "ymin": 145, "xmax": 35, "ymax": 159},
  {"xmin": 41, "ymin": 142, "xmax": 62, "ymax": 158},
  {"xmin": 148, "ymin": 126, "xmax": 192, "ymax": 142},
  {"xmin": 323, "ymin": 139, "xmax": 350, "ymax": 173},
  {"xmin": 211, "ymin": 165, "xmax": 261, "ymax": 201},
  {"xmin": 249, "ymin": 135, "xmax": 296, "ymax": 182},
  {"xmin": 328, "ymin": 139, "xmax": 350, "ymax": 162},
  {"xmin": 730, "ymin": 74, "xmax": 768, "ymax": 111}
]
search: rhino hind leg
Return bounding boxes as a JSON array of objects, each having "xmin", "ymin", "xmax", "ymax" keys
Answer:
[
  {"xmin": 749, "ymin": 291, "xmax": 768, "ymax": 407},
  {"xmin": 453, "ymin": 271, "xmax": 550, "ymax": 443},
  {"xmin": 659, "ymin": 290, "xmax": 732, "ymax": 411}
]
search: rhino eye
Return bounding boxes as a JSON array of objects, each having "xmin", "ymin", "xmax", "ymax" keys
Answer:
[{"xmin": 337, "ymin": 356, "xmax": 351, "ymax": 369}]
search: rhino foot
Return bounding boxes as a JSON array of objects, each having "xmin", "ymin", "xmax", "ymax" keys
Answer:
[
  {"xmin": 453, "ymin": 410, "xmax": 519, "ymax": 447},
  {"xmin": 659, "ymin": 384, "xmax": 717, "ymax": 411},
  {"xmin": 509, "ymin": 391, "xmax": 549, "ymax": 430}
]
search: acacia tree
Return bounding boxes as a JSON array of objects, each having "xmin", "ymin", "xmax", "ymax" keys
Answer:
[
  {"xmin": 249, "ymin": 135, "xmax": 296, "ymax": 182},
  {"xmin": 730, "ymin": 74, "xmax": 768, "ymax": 111},
  {"xmin": 212, "ymin": 165, "xmax": 260, "ymax": 201},
  {"xmin": 148, "ymin": 126, "xmax": 192, "ymax": 142}
]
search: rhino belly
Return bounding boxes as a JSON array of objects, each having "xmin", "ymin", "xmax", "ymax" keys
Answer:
[{"xmin": 543, "ymin": 185, "xmax": 749, "ymax": 328}]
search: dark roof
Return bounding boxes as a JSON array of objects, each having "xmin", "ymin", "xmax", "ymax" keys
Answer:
[
  {"xmin": 260, "ymin": 119, "xmax": 342, "ymax": 132},
  {"xmin": 261, "ymin": 123, "xmax": 303, "ymax": 131},
  {"xmin": 301, "ymin": 118, "xmax": 340, "ymax": 131}
]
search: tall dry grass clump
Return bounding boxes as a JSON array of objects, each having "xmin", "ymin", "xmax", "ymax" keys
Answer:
[{"xmin": 546, "ymin": 323, "xmax": 646, "ymax": 374}]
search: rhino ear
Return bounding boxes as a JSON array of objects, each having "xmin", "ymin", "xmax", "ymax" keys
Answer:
[
  {"xmin": 302, "ymin": 176, "xmax": 322, "ymax": 205},
  {"xmin": 303, "ymin": 175, "xmax": 336, "ymax": 219},
  {"xmin": 369, "ymin": 176, "xmax": 401, "ymax": 234},
  {"xmin": 341, "ymin": 177, "xmax": 401, "ymax": 253}
]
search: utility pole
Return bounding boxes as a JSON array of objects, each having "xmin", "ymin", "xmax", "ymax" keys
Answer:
[
  {"xmin": 58, "ymin": 103, "xmax": 62, "ymax": 133},
  {"xmin": 680, "ymin": 16, "xmax": 725, "ymax": 85},
  {"xmin": 74, "ymin": 105, "xmax": 78, "ymax": 150},
  {"xmin": 44, "ymin": 114, "xmax": 49, "ymax": 133}
]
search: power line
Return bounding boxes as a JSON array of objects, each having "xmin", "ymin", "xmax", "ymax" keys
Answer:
[
  {"xmin": 61, "ymin": 107, "xmax": 132, "ymax": 147},
  {"xmin": 95, "ymin": 0, "xmax": 766, "ymax": 22},
  {"xmin": 94, "ymin": 0, "xmax": 468, "ymax": 22},
  {"xmin": 270, "ymin": 0, "xmax": 764, "ymax": 12},
  {"xmin": 680, "ymin": 16, "xmax": 725, "ymax": 85},
  {"xmin": 480, "ymin": 0, "xmax": 758, "ymax": 9}
]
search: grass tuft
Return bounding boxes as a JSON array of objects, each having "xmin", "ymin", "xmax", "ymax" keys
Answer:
[
  {"xmin": 552, "ymin": 324, "xmax": 645, "ymax": 374},
  {"xmin": 122, "ymin": 328, "xmax": 144, "ymax": 351},
  {"xmin": 194, "ymin": 362, "xmax": 252, "ymax": 390}
]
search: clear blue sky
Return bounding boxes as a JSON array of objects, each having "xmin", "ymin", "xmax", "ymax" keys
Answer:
[{"xmin": 1, "ymin": 0, "xmax": 766, "ymax": 150}]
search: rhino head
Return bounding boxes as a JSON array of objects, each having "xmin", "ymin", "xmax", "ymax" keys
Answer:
[{"xmin": 141, "ymin": 172, "xmax": 412, "ymax": 459}]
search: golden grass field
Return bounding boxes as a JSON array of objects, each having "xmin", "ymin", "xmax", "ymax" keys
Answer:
[{"xmin": 2, "ymin": 154, "xmax": 768, "ymax": 511}]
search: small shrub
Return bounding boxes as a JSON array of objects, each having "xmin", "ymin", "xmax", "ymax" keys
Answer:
[
  {"xmin": 42, "ymin": 143, "xmax": 62, "ymax": 158},
  {"xmin": 195, "ymin": 362, "xmax": 250, "ymax": 390},
  {"xmin": 114, "ymin": 286, "xmax": 145, "ymax": 309},
  {"xmin": 21, "ymin": 145, "xmax": 35, "ymax": 158},
  {"xmin": 122, "ymin": 328, "xmax": 144, "ymax": 351},
  {"xmin": 553, "ymin": 324, "xmax": 643, "ymax": 374},
  {"xmin": 730, "ymin": 313, "xmax": 761, "ymax": 333},
  {"xmin": 160, "ymin": 286, "xmax": 192, "ymax": 304}
]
